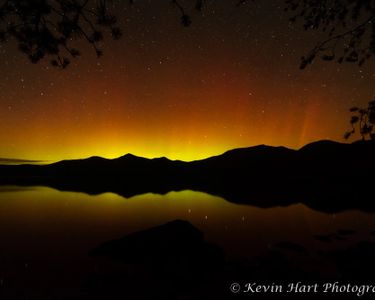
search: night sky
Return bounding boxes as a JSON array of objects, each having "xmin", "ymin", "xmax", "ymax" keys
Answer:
[{"xmin": 0, "ymin": 0, "xmax": 374, "ymax": 162}]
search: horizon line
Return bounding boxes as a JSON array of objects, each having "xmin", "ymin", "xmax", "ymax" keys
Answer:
[{"xmin": 0, "ymin": 139, "xmax": 354, "ymax": 165}]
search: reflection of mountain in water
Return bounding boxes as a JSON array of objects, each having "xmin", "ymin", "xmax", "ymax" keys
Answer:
[{"xmin": 1, "ymin": 140, "xmax": 374, "ymax": 213}]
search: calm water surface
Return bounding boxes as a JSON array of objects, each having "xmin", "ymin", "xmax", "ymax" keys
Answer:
[{"xmin": 1, "ymin": 186, "xmax": 375, "ymax": 294}]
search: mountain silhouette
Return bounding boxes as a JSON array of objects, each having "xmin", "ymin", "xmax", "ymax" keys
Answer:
[{"xmin": 0, "ymin": 139, "xmax": 374, "ymax": 212}]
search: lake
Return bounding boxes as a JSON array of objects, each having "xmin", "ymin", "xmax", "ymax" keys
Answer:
[{"xmin": 1, "ymin": 186, "xmax": 375, "ymax": 298}]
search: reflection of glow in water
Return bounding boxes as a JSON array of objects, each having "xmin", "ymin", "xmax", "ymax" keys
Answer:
[{"xmin": 0, "ymin": 186, "xmax": 374, "ymax": 258}]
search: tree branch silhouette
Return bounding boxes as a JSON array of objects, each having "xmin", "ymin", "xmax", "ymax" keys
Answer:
[
  {"xmin": 345, "ymin": 100, "xmax": 375, "ymax": 141},
  {"xmin": 0, "ymin": 0, "xmax": 122, "ymax": 68},
  {"xmin": 284, "ymin": 0, "xmax": 375, "ymax": 68},
  {"xmin": 0, "ymin": 0, "xmax": 210, "ymax": 67},
  {"xmin": 1, "ymin": 1, "xmax": 375, "ymax": 69}
]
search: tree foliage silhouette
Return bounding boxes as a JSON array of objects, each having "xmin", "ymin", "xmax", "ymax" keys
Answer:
[
  {"xmin": 0, "ymin": 0, "xmax": 208, "ymax": 68},
  {"xmin": 0, "ymin": 0, "xmax": 122, "ymax": 68},
  {"xmin": 344, "ymin": 100, "xmax": 375, "ymax": 141},
  {"xmin": 1, "ymin": 0, "xmax": 375, "ymax": 68},
  {"xmin": 284, "ymin": 0, "xmax": 375, "ymax": 69}
]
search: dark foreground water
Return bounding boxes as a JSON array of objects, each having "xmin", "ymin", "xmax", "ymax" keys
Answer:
[{"xmin": 1, "ymin": 186, "xmax": 375, "ymax": 299}]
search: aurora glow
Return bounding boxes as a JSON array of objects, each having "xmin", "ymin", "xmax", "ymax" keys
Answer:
[{"xmin": 0, "ymin": 1, "xmax": 374, "ymax": 162}]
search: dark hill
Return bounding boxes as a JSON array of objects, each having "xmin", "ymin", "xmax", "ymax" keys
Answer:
[
  {"xmin": 192, "ymin": 145, "xmax": 295, "ymax": 169},
  {"xmin": 0, "ymin": 140, "xmax": 374, "ymax": 212}
]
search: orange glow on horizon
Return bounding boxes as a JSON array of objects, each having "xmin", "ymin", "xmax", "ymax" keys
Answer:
[
  {"xmin": 1, "ymin": 3, "xmax": 372, "ymax": 163},
  {"xmin": 0, "ymin": 72, "xmax": 350, "ymax": 162}
]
